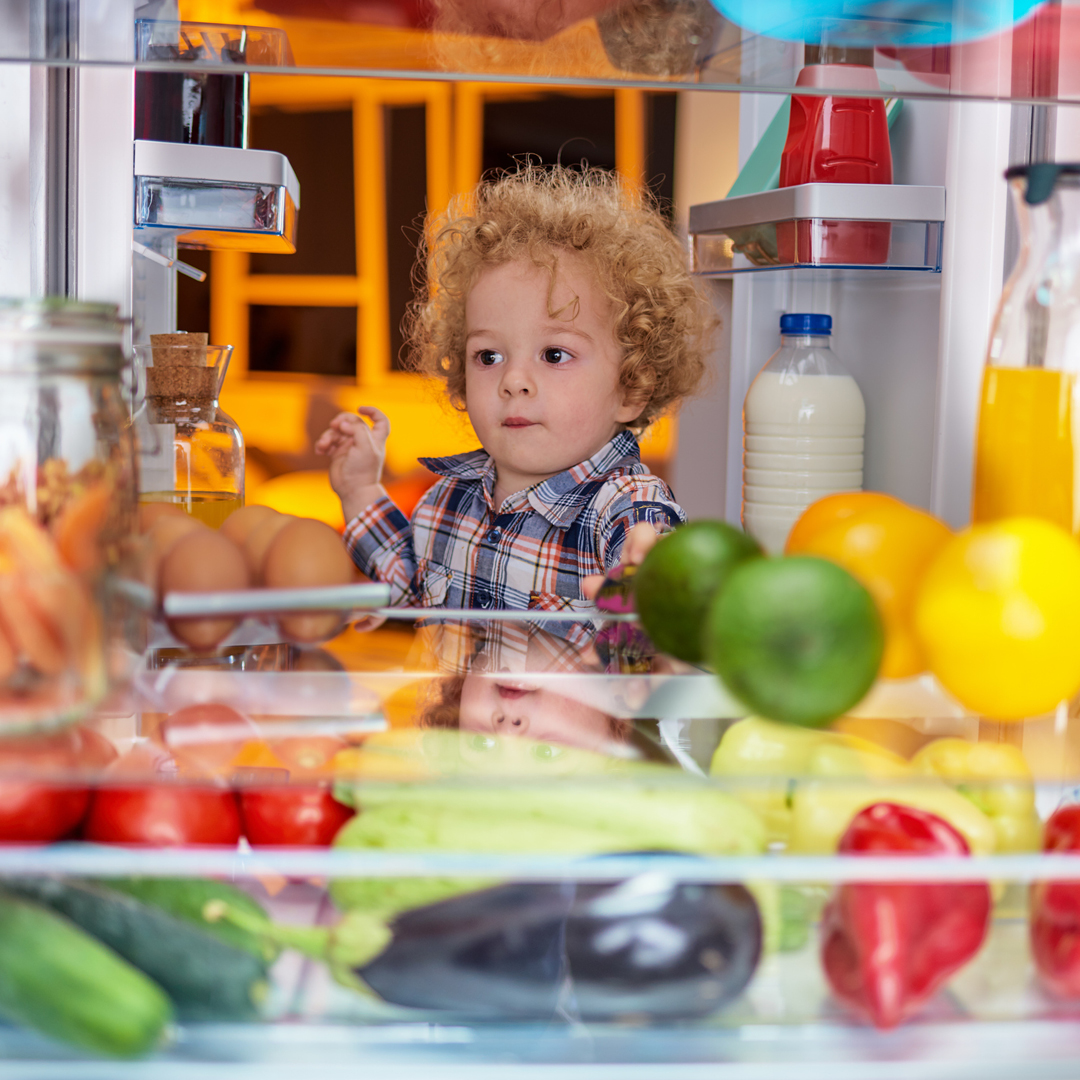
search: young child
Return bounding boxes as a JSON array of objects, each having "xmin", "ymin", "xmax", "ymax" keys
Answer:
[{"xmin": 315, "ymin": 164, "xmax": 712, "ymax": 643}]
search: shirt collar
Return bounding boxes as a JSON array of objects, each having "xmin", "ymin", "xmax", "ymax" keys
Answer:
[{"xmin": 419, "ymin": 430, "xmax": 641, "ymax": 527}]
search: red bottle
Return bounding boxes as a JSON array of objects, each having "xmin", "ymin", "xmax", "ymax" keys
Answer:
[{"xmin": 778, "ymin": 60, "xmax": 893, "ymax": 265}]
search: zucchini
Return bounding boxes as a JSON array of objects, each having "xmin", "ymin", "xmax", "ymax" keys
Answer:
[
  {"xmin": 99, "ymin": 877, "xmax": 281, "ymax": 963},
  {"xmin": 3, "ymin": 877, "xmax": 269, "ymax": 1021},
  {"xmin": 0, "ymin": 888, "xmax": 172, "ymax": 1057}
]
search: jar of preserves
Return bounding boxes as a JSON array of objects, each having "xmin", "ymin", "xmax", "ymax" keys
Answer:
[
  {"xmin": 133, "ymin": 333, "xmax": 244, "ymax": 528},
  {"xmin": 0, "ymin": 299, "xmax": 138, "ymax": 728}
]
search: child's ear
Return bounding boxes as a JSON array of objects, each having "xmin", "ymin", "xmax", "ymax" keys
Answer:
[{"xmin": 616, "ymin": 392, "xmax": 646, "ymax": 425}]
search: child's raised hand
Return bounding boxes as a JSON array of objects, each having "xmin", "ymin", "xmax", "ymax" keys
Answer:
[
  {"xmin": 314, "ymin": 406, "xmax": 391, "ymax": 522},
  {"xmin": 581, "ymin": 522, "xmax": 661, "ymax": 602}
]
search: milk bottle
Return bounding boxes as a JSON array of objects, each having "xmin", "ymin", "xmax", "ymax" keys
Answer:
[{"xmin": 743, "ymin": 313, "xmax": 865, "ymax": 553}]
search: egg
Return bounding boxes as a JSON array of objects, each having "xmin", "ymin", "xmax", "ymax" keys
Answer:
[
  {"xmin": 220, "ymin": 505, "xmax": 281, "ymax": 548},
  {"xmin": 159, "ymin": 528, "xmax": 251, "ymax": 650},
  {"xmin": 241, "ymin": 513, "xmax": 294, "ymax": 583},
  {"xmin": 137, "ymin": 501, "xmax": 188, "ymax": 534},
  {"xmin": 263, "ymin": 518, "xmax": 355, "ymax": 643},
  {"xmin": 141, "ymin": 513, "xmax": 207, "ymax": 587}
]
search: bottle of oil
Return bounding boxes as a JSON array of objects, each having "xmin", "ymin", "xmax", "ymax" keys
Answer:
[
  {"xmin": 972, "ymin": 164, "xmax": 1080, "ymax": 532},
  {"xmin": 134, "ymin": 333, "xmax": 244, "ymax": 528}
]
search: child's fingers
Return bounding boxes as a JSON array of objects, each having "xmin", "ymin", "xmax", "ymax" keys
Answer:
[
  {"xmin": 581, "ymin": 574, "xmax": 605, "ymax": 602},
  {"xmin": 622, "ymin": 522, "xmax": 661, "ymax": 566},
  {"xmin": 313, "ymin": 429, "xmax": 342, "ymax": 454},
  {"xmin": 314, "ymin": 427, "xmax": 353, "ymax": 456},
  {"xmin": 355, "ymin": 406, "xmax": 391, "ymax": 443},
  {"xmin": 329, "ymin": 412, "xmax": 364, "ymax": 434}
]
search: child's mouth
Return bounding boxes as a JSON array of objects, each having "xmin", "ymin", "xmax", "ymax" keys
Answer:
[
  {"xmin": 496, "ymin": 682, "xmax": 536, "ymax": 699},
  {"xmin": 503, "ymin": 417, "xmax": 536, "ymax": 428}
]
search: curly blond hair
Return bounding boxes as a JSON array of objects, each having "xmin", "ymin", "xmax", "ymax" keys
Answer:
[{"xmin": 404, "ymin": 164, "xmax": 713, "ymax": 434}]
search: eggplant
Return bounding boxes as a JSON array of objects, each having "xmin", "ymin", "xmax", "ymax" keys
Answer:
[{"xmin": 359, "ymin": 873, "xmax": 761, "ymax": 1020}]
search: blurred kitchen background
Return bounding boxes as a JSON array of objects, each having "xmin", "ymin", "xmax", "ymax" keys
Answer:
[{"xmin": 176, "ymin": 0, "xmax": 739, "ymax": 528}]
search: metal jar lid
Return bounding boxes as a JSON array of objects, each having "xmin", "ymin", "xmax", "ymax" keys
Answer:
[{"xmin": 0, "ymin": 299, "xmax": 125, "ymax": 375}]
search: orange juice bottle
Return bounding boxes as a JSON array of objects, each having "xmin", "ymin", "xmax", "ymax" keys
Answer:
[
  {"xmin": 972, "ymin": 367, "xmax": 1075, "ymax": 531},
  {"xmin": 972, "ymin": 163, "xmax": 1080, "ymax": 533}
]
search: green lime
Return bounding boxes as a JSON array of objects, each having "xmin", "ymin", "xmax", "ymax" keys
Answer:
[
  {"xmin": 706, "ymin": 556, "xmax": 884, "ymax": 727},
  {"xmin": 633, "ymin": 521, "xmax": 763, "ymax": 663}
]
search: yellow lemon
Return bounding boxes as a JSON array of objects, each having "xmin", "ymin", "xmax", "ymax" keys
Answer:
[{"xmin": 914, "ymin": 517, "xmax": 1080, "ymax": 719}]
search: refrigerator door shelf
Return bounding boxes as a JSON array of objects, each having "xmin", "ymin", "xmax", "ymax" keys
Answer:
[
  {"xmin": 690, "ymin": 183, "xmax": 945, "ymax": 275},
  {"xmin": 133, "ymin": 140, "xmax": 300, "ymax": 254}
]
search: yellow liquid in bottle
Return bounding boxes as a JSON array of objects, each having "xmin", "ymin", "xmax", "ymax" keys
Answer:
[
  {"xmin": 139, "ymin": 491, "xmax": 243, "ymax": 529},
  {"xmin": 972, "ymin": 366, "xmax": 1076, "ymax": 532}
]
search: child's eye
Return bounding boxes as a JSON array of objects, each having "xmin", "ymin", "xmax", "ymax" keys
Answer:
[
  {"xmin": 475, "ymin": 350, "xmax": 503, "ymax": 367},
  {"xmin": 541, "ymin": 347, "xmax": 572, "ymax": 365}
]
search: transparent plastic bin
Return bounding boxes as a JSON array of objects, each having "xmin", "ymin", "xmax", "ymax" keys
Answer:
[{"xmin": 689, "ymin": 184, "xmax": 946, "ymax": 275}]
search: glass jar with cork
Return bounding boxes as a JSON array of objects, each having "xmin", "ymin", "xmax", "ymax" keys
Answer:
[{"xmin": 133, "ymin": 332, "xmax": 244, "ymax": 528}]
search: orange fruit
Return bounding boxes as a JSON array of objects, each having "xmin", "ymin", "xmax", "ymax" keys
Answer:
[{"xmin": 787, "ymin": 494, "xmax": 952, "ymax": 678}]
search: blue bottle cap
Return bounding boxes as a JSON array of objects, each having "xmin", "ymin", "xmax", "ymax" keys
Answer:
[{"xmin": 780, "ymin": 313, "xmax": 832, "ymax": 335}]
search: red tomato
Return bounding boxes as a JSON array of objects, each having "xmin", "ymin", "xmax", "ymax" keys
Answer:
[
  {"xmin": 83, "ymin": 786, "xmax": 242, "ymax": 846},
  {"xmin": 0, "ymin": 782, "xmax": 88, "ymax": 843},
  {"xmin": 240, "ymin": 785, "xmax": 354, "ymax": 846},
  {"xmin": 0, "ymin": 725, "xmax": 118, "ymax": 842}
]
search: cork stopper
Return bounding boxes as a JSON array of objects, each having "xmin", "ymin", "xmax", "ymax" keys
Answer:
[{"xmin": 146, "ymin": 332, "xmax": 217, "ymax": 417}]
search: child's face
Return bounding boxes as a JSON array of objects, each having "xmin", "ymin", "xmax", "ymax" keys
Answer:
[
  {"xmin": 463, "ymin": 254, "xmax": 643, "ymax": 496},
  {"xmin": 458, "ymin": 674, "xmax": 619, "ymax": 754}
]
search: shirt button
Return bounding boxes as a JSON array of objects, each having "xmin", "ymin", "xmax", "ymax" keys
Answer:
[{"xmin": 486, "ymin": 526, "xmax": 502, "ymax": 543}]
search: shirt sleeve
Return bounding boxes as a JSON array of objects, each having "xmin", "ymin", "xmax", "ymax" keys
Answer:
[
  {"xmin": 343, "ymin": 495, "xmax": 422, "ymax": 607},
  {"xmin": 597, "ymin": 480, "xmax": 687, "ymax": 573}
]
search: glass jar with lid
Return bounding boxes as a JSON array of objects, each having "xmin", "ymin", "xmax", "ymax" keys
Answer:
[
  {"xmin": 133, "ymin": 333, "xmax": 244, "ymax": 528},
  {"xmin": 0, "ymin": 299, "xmax": 138, "ymax": 729}
]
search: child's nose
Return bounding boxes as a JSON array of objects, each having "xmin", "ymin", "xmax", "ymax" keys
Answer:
[
  {"xmin": 494, "ymin": 713, "xmax": 529, "ymax": 735},
  {"xmin": 499, "ymin": 360, "xmax": 535, "ymax": 397}
]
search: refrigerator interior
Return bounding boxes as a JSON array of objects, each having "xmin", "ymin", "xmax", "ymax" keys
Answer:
[{"xmin": 2, "ymin": 0, "xmax": 1080, "ymax": 1075}]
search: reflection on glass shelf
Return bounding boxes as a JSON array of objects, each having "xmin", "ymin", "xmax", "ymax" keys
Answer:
[{"xmin": 4, "ymin": 0, "xmax": 1080, "ymax": 105}]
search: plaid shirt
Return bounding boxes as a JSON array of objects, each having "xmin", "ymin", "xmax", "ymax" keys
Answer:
[{"xmin": 344, "ymin": 430, "xmax": 684, "ymax": 656}]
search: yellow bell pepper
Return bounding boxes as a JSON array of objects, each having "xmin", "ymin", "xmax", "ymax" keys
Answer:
[
  {"xmin": 787, "ymin": 744, "xmax": 997, "ymax": 855},
  {"xmin": 711, "ymin": 718, "xmax": 997, "ymax": 855},
  {"xmin": 710, "ymin": 717, "xmax": 907, "ymax": 844},
  {"xmin": 910, "ymin": 738, "xmax": 1042, "ymax": 853}
]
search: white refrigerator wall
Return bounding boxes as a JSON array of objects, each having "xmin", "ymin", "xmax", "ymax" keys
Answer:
[
  {"xmin": 75, "ymin": 0, "xmax": 134, "ymax": 316},
  {"xmin": 0, "ymin": 4, "xmax": 45, "ymax": 298},
  {"xmin": 673, "ymin": 85, "xmax": 1017, "ymax": 530}
]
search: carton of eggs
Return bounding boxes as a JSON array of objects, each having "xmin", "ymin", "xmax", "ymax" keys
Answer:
[{"xmin": 143, "ymin": 504, "xmax": 358, "ymax": 651}]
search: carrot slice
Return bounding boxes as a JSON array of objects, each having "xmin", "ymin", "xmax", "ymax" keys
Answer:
[{"xmin": 53, "ymin": 480, "xmax": 113, "ymax": 573}]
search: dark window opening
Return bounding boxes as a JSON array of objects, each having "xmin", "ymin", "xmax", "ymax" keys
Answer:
[
  {"xmin": 646, "ymin": 92, "xmax": 677, "ymax": 220},
  {"xmin": 176, "ymin": 248, "xmax": 211, "ymax": 336},
  {"xmin": 248, "ymin": 108, "xmax": 356, "ymax": 276},
  {"xmin": 482, "ymin": 94, "xmax": 617, "ymax": 177},
  {"xmin": 386, "ymin": 103, "xmax": 428, "ymax": 372},
  {"xmin": 248, "ymin": 305, "xmax": 357, "ymax": 377}
]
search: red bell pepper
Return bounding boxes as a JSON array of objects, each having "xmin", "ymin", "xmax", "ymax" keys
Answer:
[
  {"xmin": 1030, "ymin": 804, "xmax": 1080, "ymax": 997},
  {"xmin": 821, "ymin": 802, "xmax": 992, "ymax": 1029}
]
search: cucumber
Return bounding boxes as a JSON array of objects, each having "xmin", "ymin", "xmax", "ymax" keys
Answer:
[
  {"xmin": 0, "ymin": 888, "xmax": 172, "ymax": 1057},
  {"xmin": 100, "ymin": 877, "xmax": 281, "ymax": 963},
  {"xmin": 3, "ymin": 877, "xmax": 269, "ymax": 1021}
]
